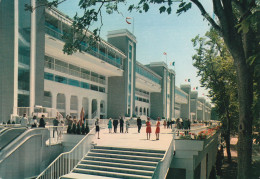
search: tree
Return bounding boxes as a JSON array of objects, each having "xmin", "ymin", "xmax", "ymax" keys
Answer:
[
  {"xmin": 29, "ymin": 0, "xmax": 259, "ymax": 178},
  {"xmin": 192, "ymin": 28, "xmax": 239, "ymax": 163}
]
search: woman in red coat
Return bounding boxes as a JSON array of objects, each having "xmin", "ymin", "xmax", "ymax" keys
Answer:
[
  {"xmin": 146, "ymin": 117, "xmax": 152, "ymax": 140},
  {"xmin": 155, "ymin": 117, "xmax": 160, "ymax": 140}
]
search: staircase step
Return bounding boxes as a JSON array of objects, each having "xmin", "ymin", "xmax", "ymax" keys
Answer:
[
  {"xmin": 88, "ymin": 152, "xmax": 162, "ymax": 162},
  {"xmin": 91, "ymin": 149, "xmax": 164, "ymax": 158},
  {"xmin": 73, "ymin": 168, "xmax": 152, "ymax": 179},
  {"xmin": 94, "ymin": 146, "xmax": 165, "ymax": 154},
  {"xmin": 81, "ymin": 160, "xmax": 156, "ymax": 171},
  {"xmin": 84, "ymin": 156, "xmax": 158, "ymax": 166},
  {"xmin": 76, "ymin": 164, "xmax": 154, "ymax": 176}
]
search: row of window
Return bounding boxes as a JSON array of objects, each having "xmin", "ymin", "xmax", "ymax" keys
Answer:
[
  {"xmin": 136, "ymin": 65, "xmax": 161, "ymax": 84},
  {"xmin": 135, "ymin": 88, "xmax": 150, "ymax": 95},
  {"xmin": 44, "ymin": 72, "xmax": 106, "ymax": 93},
  {"xmin": 45, "ymin": 21, "xmax": 124, "ymax": 68},
  {"xmin": 135, "ymin": 96, "xmax": 150, "ymax": 103},
  {"xmin": 44, "ymin": 55, "xmax": 106, "ymax": 85}
]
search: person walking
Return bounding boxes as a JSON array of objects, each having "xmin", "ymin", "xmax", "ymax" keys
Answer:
[
  {"xmin": 53, "ymin": 117, "xmax": 60, "ymax": 138},
  {"xmin": 20, "ymin": 113, "xmax": 29, "ymax": 128},
  {"xmin": 137, "ymin": 117, "xmax": 142, "ymax": 133},
  {"xmin": 119, "ymin": 117, "xmax": 124, "ymax": 133},
  {"xmin": 108, "ymin": 118, "xmax": 112, "ymax": 133},
  {"xmin": 163, "ymin": 119, "xmax": 167, "ymax": 129},
  {"xmin": 125, "ymin": 119, "xmax": 130, "ymax": 133},
  {"xmin": 146, "ymin": 117, "xmax": 152, "ymax": 140},
  {"xmin": 95, "ymin": 118, "xmax": 100, "ymax": 139},
  {"xmin": 31, "ymin": 115, "xmax": 38, "ymax": 128},
  {"xmin": 113, "ymin": 118, "xmax": 118, "ymax": 133},
  {"xmin": 39, "ymin": 115, "xmax": 46, "ymax": 128},
  {"xmin": 155, "ymin": 117, "xmax": 160, "ymax": 140}
]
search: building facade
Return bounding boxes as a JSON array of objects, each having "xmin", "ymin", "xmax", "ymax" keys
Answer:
[{"xmin": 0, "ymin": 3, "xmax": 211, "ymax": 122}]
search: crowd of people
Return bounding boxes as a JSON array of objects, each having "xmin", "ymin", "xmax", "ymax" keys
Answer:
[{"xmin": 94, "ymin": 116, "xmax": 170, "ymax": 140}]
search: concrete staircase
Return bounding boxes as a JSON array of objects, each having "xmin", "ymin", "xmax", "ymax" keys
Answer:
[{"xmin": 61, "ymin": 146, "xmax": 165, "ymax": 179}]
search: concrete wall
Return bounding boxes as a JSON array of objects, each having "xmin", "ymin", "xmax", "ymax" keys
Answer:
[
  {"xmin": 107, "ymin": 76, "xmax": 126, "ymax": 118},
  {"xmin": 34, "ymin": 3, "xmax": 45, "ymax": 106},
  {"xmin": 0, "ymin": 129, "xmax": 63, "ymax": 179},
  {"xmin": 0, "ymin": 0, "xmax": 15, "ymax": 123},
  {"xmin": 180, "ymin": 85, "xmax": 191, "ymax": 119},
  {"xmin": 171, "ymin": 131, "xmax": 220, "ymax": 179}
]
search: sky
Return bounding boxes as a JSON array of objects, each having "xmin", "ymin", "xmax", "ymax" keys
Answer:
[{"xmin": 58, "ymin": 0, "xmax": 213, "ymax": 102}]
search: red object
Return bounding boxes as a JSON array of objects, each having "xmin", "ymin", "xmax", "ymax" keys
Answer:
[
  {"xmin": 80, "ymin": 107, "xmax": 85, "ymax": 126},
  {"xmin": 155, "ymin": 121, "xmax": 160, "ymax": 134},
  {"xmin": 126, "ymin": 17, "xmax": 131, "ymax": 24},
  {"xmin": 146, "ymin": 121, "xmax": 152, "ymax": 133},
  {"xmin": 163, "ymin": 52, "xmax": 167, "ymax": 55}
]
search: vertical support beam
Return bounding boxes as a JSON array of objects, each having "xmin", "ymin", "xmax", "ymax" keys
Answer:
[
  {"xmin": 13, "ymin": 0, "xmax": 19, "ymax": 115},
  {"xmin": 30, "ymin": 0, "xmax": 36, "ymax": 113}
]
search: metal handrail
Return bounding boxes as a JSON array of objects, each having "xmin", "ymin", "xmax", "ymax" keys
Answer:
[{"xmin": 36, "ymin": 127, "xmax": 95, "ymax": 179}]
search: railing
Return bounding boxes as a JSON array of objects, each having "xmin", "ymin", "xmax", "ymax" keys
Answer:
[
  {"xmin": 46, "ymin": 126, "xmax": 67, "ymax": 145},
  {"xmin": 91, "ymin": 76, "xmax": 99, "ymax": 83},
  {"xmin": 15, "ymin": 107, "xmax": 63, "ymax": 121},
  {"xmin": 81, "ymin": 73, "xmax": 90, "ymax": 80},
  {"xmin": 152, "ymin": 133, "xmax": 175, "ymax": 179},
  {"xmin": 55, "ymin": 64, "xmax": 69, "ymax": 74},
  {"xmin": 45, "ymin": 25, "xmax": 123, "ymax": 70},
  {"xmin": 36, "ymin": 127, "xmax": 96, "ymax": 179},
  {"xmin": 135, "ymin": 90, "xmax": 149, "ymax": 98}
]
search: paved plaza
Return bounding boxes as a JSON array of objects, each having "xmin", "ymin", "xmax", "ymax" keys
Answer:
[{"xmin": 93, "ymin": 126, "xmax": 174, "ymax": 151}]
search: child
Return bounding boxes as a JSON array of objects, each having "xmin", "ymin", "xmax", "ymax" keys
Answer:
[
  {"xmin": 95, "ymin": 118, "xmax": 100, "ymax": 139},
  {"xmin": 125, "ymin": 119, "xmax": 130, "ymax": 133}
]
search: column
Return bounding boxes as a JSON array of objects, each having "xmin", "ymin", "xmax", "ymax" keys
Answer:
[
  {"xmin": 88, "ymin": 98, "xmax": 92, "ymax": 119},
  {"xmin": 97, "ymin": 100, "xmax": 100, "ymax": 119}
]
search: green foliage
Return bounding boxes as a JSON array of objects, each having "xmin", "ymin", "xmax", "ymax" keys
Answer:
[{"xmin": 192, "ymin": 28, "xmax": 239, "ymax": 134}]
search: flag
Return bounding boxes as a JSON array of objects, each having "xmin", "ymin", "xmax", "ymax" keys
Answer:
[
  {"xmin": 170, "ymin": 62, "xmax": 175, "ymax": 66},
  {"xmin": 185, "ymin": 79, "xmax": 190, "ymax": 82},
  {"xmin": 188, "ymin": 79, "xmax": 190, "ymax": 82},
  {"xmin": 193, "ymin": 87, "xmax": 195, "ymax": 90},
  {"xmin": 202, "ymin": 93, "xmax": 205, "ymax": 96},
  {"xmin": 80, "ymin": 107, "xmax": 85, "ymax": 126},
  {"xmin": 163, "ymin": 52, "xmax": 167, "ymax": 55},
  {"xmin": 196, "ymin": 87, "xmax": 198, "ymax": 90},
  {"xmin": 126, "ymin": 17, "xmax": 132, "ymax": 24}
]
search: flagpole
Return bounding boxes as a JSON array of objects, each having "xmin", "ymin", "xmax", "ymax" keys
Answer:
[{"xmin": 133, "ymin": 17, "xmax": 134, "ymax": 35}]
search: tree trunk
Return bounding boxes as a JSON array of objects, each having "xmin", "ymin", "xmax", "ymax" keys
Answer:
[
  {"xmin": 235, "ymin": 59, "xmax": 253, "ymax": 179},
  {"xmin": 225, "ymin": 113, "xmax": 232, "ymax": 163}
]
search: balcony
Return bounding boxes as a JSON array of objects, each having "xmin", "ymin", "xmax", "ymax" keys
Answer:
[{"xmin": 45, "ymin": 24, "xmax": 123, "ymax": 70}]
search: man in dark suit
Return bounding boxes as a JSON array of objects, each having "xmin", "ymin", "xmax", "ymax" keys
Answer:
[
  {"xmin": 119, "ymin": 117, "xmax": 124, "ymax": 133},
  {"xmin": 113, "ymin": 118, "xmax": 118, "ymax": 133},
  {"xmin": 137, "ymin": 117, "xmax": 142, "ymax": 133}
]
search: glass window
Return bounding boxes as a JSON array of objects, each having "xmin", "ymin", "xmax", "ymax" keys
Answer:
[
  {"xmin": 43, "ymin": 91, "xmax": 52, "ymax": 108},
  {"xmin": 18, "ymin": 94, "xmax": 30, "ymax": 107},
  {"xmin": 18, "ymin": 68, "xmax": 30, "ymax": 91},
  {"xmin": 44, "ymin": 56, "xmax": 54, "ymax": 69},
  {"xmin": 99, "ymin": 87, "xmax": 105, "ymax": 93},
  {"xmin": 55, "ymin": 75, "xmax": 67, "ymax": 84},
  {"xmin": 91, "ymin": 85, "xmax": 98, "ymax": 91},
  {"xmin": 44, "ymin": 72, "xmax": 54, "ymax": 81},
  {"xmin": 81, "ymin": 82, "xmax": 90, "ymax": 89},
  {"xmin": 57, "ymin": 93, "xmax": 65, "ymax": 109},
  {"xmin": 68, "ymin": 79, "xmax": 80, "ymax": 87},
  {"xmin": 70, "ymin": 96, "xmax": 78, "ymax": 110},
  {"xmin": 129, "ymin": 45, "xmax": 132, "ymax": 60}
]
